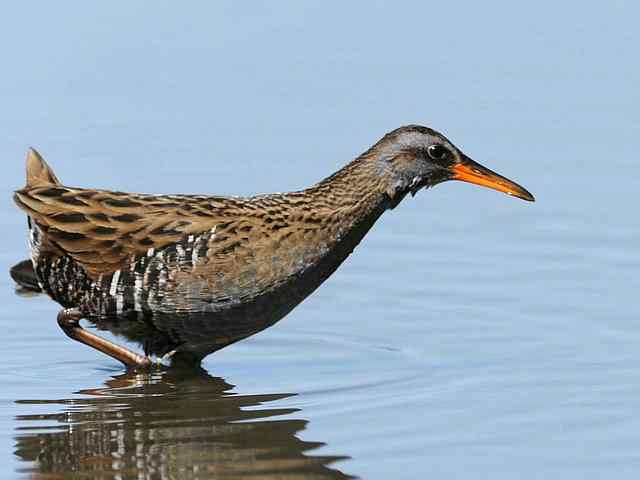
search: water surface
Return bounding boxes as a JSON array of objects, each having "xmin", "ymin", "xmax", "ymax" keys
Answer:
[{"xmin": 1, "ymin": 1, "xmax": 639, "ymax": 479}]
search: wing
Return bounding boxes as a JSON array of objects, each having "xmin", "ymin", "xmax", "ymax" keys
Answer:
[{"xmin": 14, "ymin": 185, "xmax": 224, "ymax": 279}]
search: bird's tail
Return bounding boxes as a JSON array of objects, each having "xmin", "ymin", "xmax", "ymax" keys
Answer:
[
  {"xmin": 10, "ymin": 259, "xmax": 41, "ymax": 292},
  {"xmin": 25, "ymin": 147, "xmax": 61, "ymax": 187}
]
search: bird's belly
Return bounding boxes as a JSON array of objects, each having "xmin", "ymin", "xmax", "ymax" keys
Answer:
[{"xmin": 34, "ymin": 238, "xmax": 337, "ymax": 359}]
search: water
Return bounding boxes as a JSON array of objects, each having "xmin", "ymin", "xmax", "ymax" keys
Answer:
[{"xmin": 1, "ymin": 1, "xmax": 639, "ymax": 478}]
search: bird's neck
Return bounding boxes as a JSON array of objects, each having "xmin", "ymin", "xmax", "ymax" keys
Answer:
[
  {"xmin": 251, "ymin": 157, "xmax": 390, "ymax": 317},
  {"xmin": 285, "ymin": 156, "xmax": 392, "ymax": 272},
  {"xmin": 304, "ymin": 155, "xmax": 392, "ymax": 219}
]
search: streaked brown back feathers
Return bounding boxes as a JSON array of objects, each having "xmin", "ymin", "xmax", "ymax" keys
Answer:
[{"xmin": 14, "ymin": 149, "xmax": 225, "ymax": 278}]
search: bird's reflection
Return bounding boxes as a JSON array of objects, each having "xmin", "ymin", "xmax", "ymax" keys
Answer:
[{"xmin": 14, "ymin": 368, "xmax": 353, "ymax": 479}]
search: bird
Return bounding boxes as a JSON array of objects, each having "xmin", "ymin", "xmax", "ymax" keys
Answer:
[{"xmin": 13, "ymin": 125, "xmax": 534, "ymax": 368}]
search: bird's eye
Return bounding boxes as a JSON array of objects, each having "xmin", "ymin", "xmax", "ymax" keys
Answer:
[{"xmin": 427, "ymin": 144, "xmax": 447, "ymax": 160}]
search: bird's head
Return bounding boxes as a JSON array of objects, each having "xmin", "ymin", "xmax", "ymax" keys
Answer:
[{"xmin": 369, "ymin": 125, "xmax": 534, "ymax": 207}]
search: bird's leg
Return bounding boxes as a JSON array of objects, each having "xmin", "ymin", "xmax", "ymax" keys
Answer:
[
  {"xmin": 57, "ymin": 308, "xmax": 152, "ymax": 368},
  {"xmin": 157, "ymin": 349, "xmax": 178, "ymax": 366}
]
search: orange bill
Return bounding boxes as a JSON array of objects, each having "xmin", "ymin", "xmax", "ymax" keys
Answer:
[{"xmin": 452, "ymin": 156, "xmax": 535, "ymax": 202}]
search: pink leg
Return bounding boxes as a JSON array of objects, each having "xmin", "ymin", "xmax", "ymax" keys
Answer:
[{"xmin": 57, "ymin": 308, "xmax": 152, "ymax": 368}]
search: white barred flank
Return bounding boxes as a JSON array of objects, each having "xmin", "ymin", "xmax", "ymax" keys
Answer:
[
  {"xmin": 109, "ymin": 270, "xmax": 121, "ymax": 297},
  {"xmin": 191, "ymin": 245, "xmax": 199, "ymax": 267},
  {"xmin": 134, "ymin": 276, "xmax": 143, "ymax": 312},
  {"xmin": 116, "ymin": 292, "xmax": 124, "ymax": 315},
  {"xmin": 175, "ymin": 243, "xmax": 186, "ymax": 263},
  {"xmin": 33, "ymin": 227, "xmax": 224, "ymax": 319}
]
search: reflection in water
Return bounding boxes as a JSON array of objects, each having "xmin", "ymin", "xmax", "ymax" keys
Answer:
[{"xmin": 14, "ymin": 369, "xmax": 353, "ymax": 479}]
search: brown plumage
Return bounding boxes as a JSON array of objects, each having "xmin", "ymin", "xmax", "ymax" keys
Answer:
[{"xmin": 13, "ymin": 125, "xmax": 534, "ymax": 368}]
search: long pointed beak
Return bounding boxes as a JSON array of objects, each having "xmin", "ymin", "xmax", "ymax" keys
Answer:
[{"xmin": 451, "ymin": 155, "xmax": 535, "ymax": 202}]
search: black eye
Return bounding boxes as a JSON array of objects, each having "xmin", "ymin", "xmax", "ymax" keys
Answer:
[{"xmin": 427, "ymin": 144, "xmax": 447, "ymax": 160}]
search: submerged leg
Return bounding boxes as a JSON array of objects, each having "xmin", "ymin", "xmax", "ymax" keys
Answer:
[{"xmin": 57, "ymin": 308, "xmax": 152, "ymax": 368}]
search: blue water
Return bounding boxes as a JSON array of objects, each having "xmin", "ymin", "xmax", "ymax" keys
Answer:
[{"xmin": 1, "ymin": 2, "xmax": 639, "ymax": 478}]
